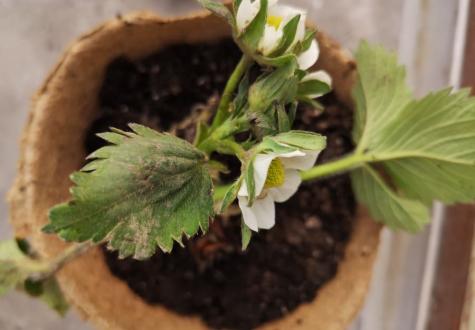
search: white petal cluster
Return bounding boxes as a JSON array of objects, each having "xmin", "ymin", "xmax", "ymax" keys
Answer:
[
  {"xmin": 238, "ymin": 147, "xmax": 320, "ymax": 231},
  {"xmin": 236, "ymin": 0, "xmax": 319, "ymax": 70}
]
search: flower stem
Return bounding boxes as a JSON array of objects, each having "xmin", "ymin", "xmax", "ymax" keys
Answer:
[
  {"xmin": 210, "ymin": 55, "xmax": 253, "ymax": 130},
  {"xmin": 300, "ymin": 153, "xmax": 370, "ymax": 181}
]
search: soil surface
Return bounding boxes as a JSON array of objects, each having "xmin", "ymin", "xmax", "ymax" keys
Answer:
[{"xmin": 86, "ymin": 39, "xmax": 356, "ymax": 330}]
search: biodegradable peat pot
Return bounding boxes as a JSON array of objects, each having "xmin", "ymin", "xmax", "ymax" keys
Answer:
[{"xmin": 8, "ymin": 10, "xmax": 382, "ymax": 330}]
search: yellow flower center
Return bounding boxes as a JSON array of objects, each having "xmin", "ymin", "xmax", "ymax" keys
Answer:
[
  {"xmin": 264, "ymin": 158, "xmax": 285, "ymax": 188},
  {"xmin": 267, "ymin": 15, "xmax": 284, "ymax": 29}
]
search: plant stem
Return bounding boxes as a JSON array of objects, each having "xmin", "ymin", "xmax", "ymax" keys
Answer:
[
  {"xmin": 300, "ymin": 153, "xmax": 370, "ymax": 181},
  {"xmin": 28, "ymin": 241, "xmax": 93, "ymax": 281},
  {"xmin": 210, "ymin": 55, "xmax": 252, "ymax": 130}
]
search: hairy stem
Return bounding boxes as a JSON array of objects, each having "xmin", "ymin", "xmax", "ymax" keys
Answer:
[
  {"xmin": 210, "ymin": 55, "xmax": 253, "ymax": 130},
  {"xmin": 27, "ymin": 241, "xmax": 93, "ymax": 281},
  {"xmin": 300, "ymin": 153, "xmax": 370, "ymax": 181}
]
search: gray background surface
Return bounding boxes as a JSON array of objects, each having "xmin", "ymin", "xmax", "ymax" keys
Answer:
[{"xmin": 0, "ymin": 0, "xmax": 402, "ymax": 329}]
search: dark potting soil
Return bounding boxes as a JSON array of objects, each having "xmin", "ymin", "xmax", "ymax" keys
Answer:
[{"xmin": 86, "ymin": 39, "xmax": 356, "ymax": 330}]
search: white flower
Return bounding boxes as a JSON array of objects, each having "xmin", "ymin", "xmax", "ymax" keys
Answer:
[
  {"xmin": 236, "ymin": 0, "xmax": 319, "ymax": 69},
  {"xmin": 238, "ymin": 148, "xmax": 320, "ymax": 231}
]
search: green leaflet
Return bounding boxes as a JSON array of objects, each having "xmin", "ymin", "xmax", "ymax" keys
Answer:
[
  {"xmin": 351, "ymin": 166, "xmax": 429, "ymax": 232},
  {"xmin": 44, "ymin": 124, "xmax": 214, "ymax": 259},
  {"xmin": 351, "ymin": 42, "xmax": 475, "ymax": 230},
  {"xmin": 352, "ymin": 41, "xmax": 412, "ymax": 148}
]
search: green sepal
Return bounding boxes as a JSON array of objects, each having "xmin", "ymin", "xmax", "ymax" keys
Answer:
[
  {"xmin": 269, "ymin": 130, "xmax": 327, "ymax": 151},
  {"xmin": 248, "ymin": 59, "xmax": 298, "ymax": 112},
  {"xmin": 293, "ymin": 30, "xmax": 316, "ymax": 54},
  {"xmin": 245, "ymin": 160, "xmax": 256, "ymax": 206},
  {"xmin": 277, "ymin": 104, "xmax": 291, "ymax": 132},
  {"xmin": 241, "ymin": 219, "xmax": 252, "ymax": 250},
  {"xmin": 298, "ymin": 79, "xmax": 332, "ymax": 98},
  {"xmin": 240, "ymin": 0, "xmax": 268, "ymax": 50},
  {"xmin": 269, "ymin": 14, "xmax": 301, "ymax": 57},
  {"xmin": 219, "ymin": 180, "xmax": 242, "ymax": 213}
]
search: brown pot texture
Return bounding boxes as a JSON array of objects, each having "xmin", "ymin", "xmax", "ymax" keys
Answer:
[{"xmin": 8, "ymin": 10, "xmax": 382, "ymax": 330}]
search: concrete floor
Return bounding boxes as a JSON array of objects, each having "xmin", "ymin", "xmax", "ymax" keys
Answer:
[{"xmin": 0, "ymin": 0, "xmax": 403, "ymax": 329}]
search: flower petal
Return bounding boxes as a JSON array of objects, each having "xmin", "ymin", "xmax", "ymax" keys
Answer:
[
  {"xmin": 277, "ymin": 150, "xmax": 306, "ymax": 158},
  {"xmin": 238, "ymin": 153, "xmax": 277, "ymax": 197},
  {"xmin": 302, "ymin": 70, "xmax": 332, "ymax": 86},
  {"xmin": 297, "ymin": 39, "xmax": 319, "ymax": 70},
  {"xmin": 280, "ymin": 150, "xmax": 320, "ymax": 170},
  {"xmin": 238, "ymin": 195, "xmax": 276, "ymax": 231},
  {"xmin": 268, "ymin": 169, "xmax": 301, "ymax": 202},
  {"xmin": 259, "ymin": 25, "xmax": 284, "ymax": 55},
  {"xmin": 236, "ymin": 0, "xmax": 261, "ymax": 32}
]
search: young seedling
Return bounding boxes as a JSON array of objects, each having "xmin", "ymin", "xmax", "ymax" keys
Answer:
[{"xmin": 2, "ymin": 0, "xmax": 475, "ymax": 314}]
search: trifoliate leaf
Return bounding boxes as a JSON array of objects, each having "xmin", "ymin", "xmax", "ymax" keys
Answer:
[
  {"xmin": 351, "ymin": 166, "xmax": 429, "ymax": 232},
  {"xmin": 241, "ymin": 219, "xmax": 252, "ymax": 250},
  {"xmin": 351, "ymin": 41, "xmax": 475, "ymax": 230},
  {"xmin": 270, "ymin": 130, "xmax": 327, "ymax": 151},
  {"xmin": 240, "ymin": 0, "xmax": 268, "ymax": 50},
  {"xmin": 44, "ymin": 124, "xmax": 214, "ymax": 259},
  {"xmin": 197, "ymin": 0, "xmax": 234, "ymax": 27}
]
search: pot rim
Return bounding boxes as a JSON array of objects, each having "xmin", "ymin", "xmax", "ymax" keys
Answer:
[{"xmin": 7, "ymin": 9, "xmax": 382, "ymax": 330}]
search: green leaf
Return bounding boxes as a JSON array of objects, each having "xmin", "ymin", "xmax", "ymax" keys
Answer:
[
  {"xmin": 269, "ymin": 130, "xmax": 327, "ymax": 151},
  {"xmin": 44, "ymin": 124, "xmax": 214, "ymax": 259},
  {"xmin": 240, "ymin": 0, "xmax": 268, "ymax": 50},
  {"xmin": 350, "ymin": 41, "xmax": 475, "ymax": 230},
  {"xmin": 351, "ymin": 166, "xmax": 429, "ymax": 232},
  {"xmin": 270, "ymin": 14, "xmax": 301, "ymax": 57},
  {"xmin": 352, "ymin": 41, "xmax": 412, "ymax": 147},
  {"xmin": 197, "ymin": 0, "xmax": 235, "ymax": 27},
  {"xmin": 241, "ymin": 219, "xmax": 252, "ymax": 250},
  {"xmin": 373, "ymin": 89, "xmax": 475, "ymax": 204}
]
